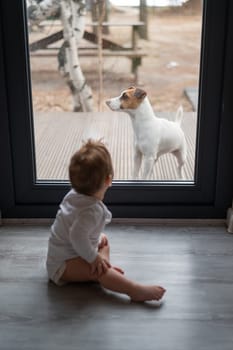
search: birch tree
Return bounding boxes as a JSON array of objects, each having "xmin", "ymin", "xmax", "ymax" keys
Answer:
[{"xmin": 28, "ymin": 0, "xmax": 94, "ymax": 112}]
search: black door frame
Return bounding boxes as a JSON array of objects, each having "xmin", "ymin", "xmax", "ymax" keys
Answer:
[{"xmin": 0, "ymin": 0, "xmax": 233, "ymax": 218}]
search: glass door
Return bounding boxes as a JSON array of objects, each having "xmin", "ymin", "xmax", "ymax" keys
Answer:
[
  {"xmin": 1, "ymin": 0, "xmax": 231, "ymax": 218},
  {"xmin": 29, "ymin": 1, "xmax": 200, "ymax": 184}
]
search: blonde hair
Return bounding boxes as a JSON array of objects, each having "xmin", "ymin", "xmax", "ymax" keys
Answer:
[{"xmin": 69, "ymin": 139, "xmax": 114, "ymax": 195}]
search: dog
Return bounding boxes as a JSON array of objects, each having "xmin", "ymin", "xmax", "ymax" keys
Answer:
[{"xmin": 106, "ymin": 86, "xmax": 187, "ymax": 180}]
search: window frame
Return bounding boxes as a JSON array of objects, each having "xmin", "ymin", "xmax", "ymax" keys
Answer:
[{"xmin": 0, "ymin": 0, "xmax": 232, "ymax": 219}]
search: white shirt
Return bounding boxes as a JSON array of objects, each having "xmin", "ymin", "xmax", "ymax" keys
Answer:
[{"xmin": 46, "ymin": 189, "xmax": 112, "ymax": 282}]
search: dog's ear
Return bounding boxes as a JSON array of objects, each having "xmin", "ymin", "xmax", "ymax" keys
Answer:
[
  {"xmin": 128, "ymin": 86, "xmax": 136, "ymax": 90},
  {"xmin": 134, "ymin": 88, "xmax": 147, "ymax": 100}
]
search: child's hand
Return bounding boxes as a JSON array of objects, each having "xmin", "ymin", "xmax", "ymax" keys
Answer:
[
  {"xmin": 90, "ymin": 253, "xmax": 111, "ymax": 277},
  {"xmin": 98, "ymin": 233, "xmax": 108, "ymax": 249}
]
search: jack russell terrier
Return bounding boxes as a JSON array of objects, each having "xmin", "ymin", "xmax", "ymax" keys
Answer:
[{"xmin": 106, "ymin": 86, "xmax": 187, "ymax": 180}]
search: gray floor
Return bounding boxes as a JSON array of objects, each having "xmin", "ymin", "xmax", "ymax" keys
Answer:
[{"xmin": 1, "ymin": 223, "xmax": 233, "ymax": 350}]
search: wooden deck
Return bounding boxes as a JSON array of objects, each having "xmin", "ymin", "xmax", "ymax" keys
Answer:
[{"xmin": 34, "ymin": 111, "xmax": 197, "ymax": 181}]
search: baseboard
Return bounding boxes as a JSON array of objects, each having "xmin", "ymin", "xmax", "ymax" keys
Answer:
[
  {"xmin": 1, "ymin": 218, "xmax": 54, "ymax": 225},
  {"xmin": 112, "ymin": 218, "xmax": 226, "ymax": 226},
  {"xmin": 1, "ymin": 217, "xmax": 226, "ymax": 227}
]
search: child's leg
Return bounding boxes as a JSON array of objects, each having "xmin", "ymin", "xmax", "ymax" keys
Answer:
[
  {"xmin": 98, "ymin": 240, "xmax": 110, "ymax": 261},
  {"xmin": 61, "ymin": 241, "xmax": 116, "ymax": 282},
  {"xmin": 61, "ymin": 243, "xmax": 122, "ymax": 282},
  {"xmin": 61, "ymin": 253, "xmax": 166, "ymax": 302},
  {"xmin": 61, "ymin": 256, "xmax": 101, "ymax": 282},
  {"xmin": 98, "ymin": 268, "xmax": 166, "ymax": 302},
  {"xmin": 98, "ymin": 242, "xmax": 124, "ymax": 275}
]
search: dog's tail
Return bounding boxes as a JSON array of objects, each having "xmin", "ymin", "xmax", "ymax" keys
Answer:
[{"xmin": 175, "ymin": 105, "xmax": 183, "ymax": 126}]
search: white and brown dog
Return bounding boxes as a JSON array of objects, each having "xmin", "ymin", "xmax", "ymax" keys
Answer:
[{"xmin": 106, "ymin": 86, "xmax": 187, "ymax": 179}]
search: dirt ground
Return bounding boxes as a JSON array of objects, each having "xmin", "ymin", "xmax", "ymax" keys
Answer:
[{"xmin": 30, "ymin": 5, "xmax": 202, "ymax": 112}]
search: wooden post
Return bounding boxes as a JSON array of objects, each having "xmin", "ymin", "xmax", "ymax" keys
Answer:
[
  {"xmin": 139, "ymin": 0, "xmax": 148, "ymax": 40},
  {"xmin": 91, "ymin": 0, "xmax": 109, "ymax": 35},
  {"xmin": 97, "ymin": 0, "xmax": 105, "ymax": 111}
]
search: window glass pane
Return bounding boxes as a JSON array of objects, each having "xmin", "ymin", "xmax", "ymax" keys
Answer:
[{"xmin": 27, "ymin": 0, "xmax": 202, "ymax": 182}]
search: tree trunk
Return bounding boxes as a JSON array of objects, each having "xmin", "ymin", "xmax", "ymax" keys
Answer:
[
  {"xmin": 60, "ymin": 0, "xmax": 93, "ymax": 112},
  {"xmin": 28, "ymin": 0, "xmax": 94, "ymax": 112}
]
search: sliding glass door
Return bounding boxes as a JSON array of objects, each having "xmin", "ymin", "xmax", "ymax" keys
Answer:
[{"xmin": 1, "ymin": 0, "xmax": 233, "ymax": 218}]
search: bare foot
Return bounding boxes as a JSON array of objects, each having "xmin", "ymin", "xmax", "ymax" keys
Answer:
[{"xmin": 129, "ymin": 285, "xmax": 166, "ymax": 302}]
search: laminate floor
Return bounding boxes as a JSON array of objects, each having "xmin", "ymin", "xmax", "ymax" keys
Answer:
[{"xmin": 1, "ymin": 223, "xmax": 233, "ymax": 350}]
